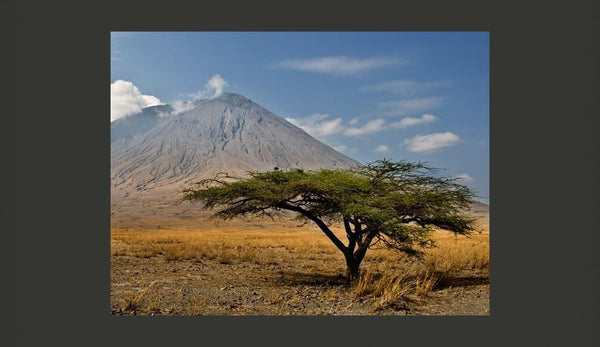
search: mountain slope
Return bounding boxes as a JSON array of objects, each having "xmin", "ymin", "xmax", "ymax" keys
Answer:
[{"xmin": 111, "ymin": 93, "xmax": 360, "ymax": 206}]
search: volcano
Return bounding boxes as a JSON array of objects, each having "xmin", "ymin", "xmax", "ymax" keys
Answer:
[{"xmin": 111, "ymin": 93, "xmax": 360, "ymax": 208}]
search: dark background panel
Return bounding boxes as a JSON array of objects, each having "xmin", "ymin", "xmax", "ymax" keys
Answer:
[{"xmin": 1, "ymin": 0, "xmax": 598, "ymax": 346}]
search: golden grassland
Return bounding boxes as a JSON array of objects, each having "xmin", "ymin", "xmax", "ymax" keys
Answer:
[{"xmin": 111, "ymin": 218, "xmax": 489, "ymax": 314}]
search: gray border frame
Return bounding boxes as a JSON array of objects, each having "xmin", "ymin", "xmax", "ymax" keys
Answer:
[{"xmin": 1, "ymin": 0, "xmax": 598, "ymax": 346}]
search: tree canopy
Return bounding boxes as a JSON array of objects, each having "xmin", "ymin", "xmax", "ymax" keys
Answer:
[{"xmin": 182, "ymin": 159, "xmax": 477, "ymax": 280}]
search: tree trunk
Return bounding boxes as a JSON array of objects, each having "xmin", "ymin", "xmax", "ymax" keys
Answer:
[{"xmin": 345, "ymin": 253, "xmax": 363, "ymax": 282}]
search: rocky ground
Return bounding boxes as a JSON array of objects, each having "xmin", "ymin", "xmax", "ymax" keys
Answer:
[{"xmin": 111, "ymin": 252, "xmax": 489, "ymax": 316}]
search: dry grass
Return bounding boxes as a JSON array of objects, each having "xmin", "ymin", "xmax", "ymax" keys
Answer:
[
  {"xmin": 353, "ymin": 272, "xmax": 411, "ymax": 311},
  {"xmin": 414, "ymin": 271, "xmax": 439, "ymax": 297},
  {"xmin": 111, "ymin": 221, "xmax": 489, "ymax": 313},
  {"xmin": 119, "ymin": 284, "xmax": 162, "ymax": 314},
  {"xmin": 190, "ymin": 295, "xmax": 207, "ymax": 315},
  {"xmin": 111, "ymin": 225, "xmax": 342, "ymax": 271},
  {"xmin": 348, "ymin": 231, "xmax": 489, "ymax": 310}
]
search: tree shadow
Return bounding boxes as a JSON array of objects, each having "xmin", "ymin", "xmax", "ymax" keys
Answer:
[
  {"xmin": 436, "ymin": 275, "xmax": 489, "ymax": 289},
  {"xmin": 268, "ymin": 270, "xmax": 347, "ymax": 287}
]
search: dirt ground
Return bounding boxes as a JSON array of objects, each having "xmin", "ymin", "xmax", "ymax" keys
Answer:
[
  {"xmin": 111, "ymin": 255, "xmax": 489, "ymax": 316},
  {"xmin": 110, "ymin": 217, "xmax": 489, "ymax": 316}
]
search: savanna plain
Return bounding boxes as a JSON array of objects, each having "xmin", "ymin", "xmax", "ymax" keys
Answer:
[{"xmin": 111, "ymin": 203, "xmax": 489, "ymax": 316}]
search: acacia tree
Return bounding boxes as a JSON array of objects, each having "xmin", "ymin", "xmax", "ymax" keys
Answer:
[{"xmin": 182, "ymin": 160, "xmax": 476, "ymax": 281}]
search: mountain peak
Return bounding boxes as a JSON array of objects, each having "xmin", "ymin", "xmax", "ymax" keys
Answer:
[
  {"xmin": 211, "ymin": 92, "xmax": 253, "ymax": 106},
  {"xmin": 216, "ymin": 92, "xmax": 246, "ymax": 99},
  {"xmin": 111, "ymin": 93, "xmax": 361, "ymax": 204}
]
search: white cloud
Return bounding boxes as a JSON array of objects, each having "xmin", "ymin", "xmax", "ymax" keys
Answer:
[
  {"xmin": 170, "ymin": 100, "xmax": 196, "ymax": 116},
  {"xmin": 188, "ymin": 74, "xmax": 229, "ymax": 100},
  {"xmin": 318, "ymin": 118, "xmax": 344, "ymax": 136},
  {"xmin": 391, "ymin": 114, "xmax": 437, "ymax": 128},
  {"xmin": 287, "ymin": 114, "xmax": 387, "ymax": 138},
  {"xmin": 402, "ymin": 132, "xmax": 461, "ymax": 154},
  {"xmin": 374, "ymin": 144, "xmax": 389, "ymax": 153},
  {"xmin": 453, "ymin": 173, "xmax": 474, "ymax": 182},
  {"xmin": 344, "ymin": 118, "xmax": 386, "ymax": 137},
  {"xmin": 276, "ymin": 56, "xmax": 403, "ymax": 75},
  {"xmin": 285, "ymin": 113, "xmax": 345, "ymax": 138},
  {"xmin": 205, "ymin": 74, "xmax": 228, "ymax": 98},
  {"xmin": 110, "ymin": 80, "xmax": 163, "ymax": 121},
  {"xmin": 333, "ymin": 145, "xmax": 348, "ymax": 153},
  {"xmin": 361, "ymin": 80, "xmax": 450, "ymax": 96},
  {"xmin": 379, "ymin": 97, "xmax": 444, "ymax": 116},
  {"xmin": 170, "ymin": 74, "xmax": 230, "ymax": 115},
  {"xmin": 287, "ymin": 112, "xmax": 433, "ymax": 140}
]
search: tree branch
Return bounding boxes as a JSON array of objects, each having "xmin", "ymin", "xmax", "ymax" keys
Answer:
[
  {"xmin": 353, "ymin": 219, "xmax": 364, "ymax": 243},
  {"xmin": 355, "ymin": 229, "xmax": 379, "ymax": 259},
  {"xmin": 277, "ymin": 202, "xmax": 347, "ymax": 253},
  {"xmin": 344, "ymin": 217, "xmax": 356, "ymax": 255}
]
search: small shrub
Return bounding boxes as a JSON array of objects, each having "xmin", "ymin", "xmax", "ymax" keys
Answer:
[
  {"xmin": 415, "ymin": 271, "xmax": 439, "ymax": 297},
  {"xmin": 354, "ymin": 272, "xmax": 410, "ymax": 311},
  {"xmin": 121, "ymin": 291, "xmax": 145, "ymax": 312}
]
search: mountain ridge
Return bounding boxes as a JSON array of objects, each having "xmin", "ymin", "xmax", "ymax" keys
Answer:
[{"xmin": 111, "ymin": 93, "xmax": 361, "ymax": 207}]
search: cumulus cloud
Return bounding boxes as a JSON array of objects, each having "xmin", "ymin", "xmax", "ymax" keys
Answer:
[
  {"xmin": 344, "ymin": 119, "xmax": 386, "ymax": 137},
  {"xmin": 402, "ymin": 132, "xmax": 461, "ymax": 154},
  {"xmin": 285, "ymin": 113, "xmax": 345, "ymax": 138},
  {"xmin": 170, "ymin": 74, "xmax": 230, "ymax": 115},
  {"xmin": 391, "ymin": 114, "xmax": 437, "ymax": 128},
  {"xmin": 374, "ymin": 144, "xmax": 389, "ymax": 153},
  {"xmin": 110, "ymin": 80, "xmax": 163, "ymax": 121},
  {"xmin": 170, "ymin": 100, "xmax": 196, "ymax": 116},
  {"xmin": 188, "ymin": 74, "xmax": 229, "ymax": 100},
  {"xmin": 361, "ymin": 80, "xmax": 450, "ymax": 97},
  {"xmin": 287, "ymin": 112, "xmax": 435, "ymax": 140},
  {"xmin": 204, "ymin": 74, "xmax": 228, "ymax": 98},
  {"xmin": 276, "ymin": 56, "xmax": 403, "ymax": 76},
  {"xmin": 379, "ymin": 97, "xmax": 444, "ymax": 116},
  {"xmin": 287, "ymin": 114, "xmax": 387, "ymax": 138},
  {"xmin": 453, "ymin": 173, "xmax": 474, "ymax": 182}
]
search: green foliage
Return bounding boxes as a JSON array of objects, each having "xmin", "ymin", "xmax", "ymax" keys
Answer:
[{"xmin": 182, "ymin": 159, "xmax": 476, "ymax": 260}]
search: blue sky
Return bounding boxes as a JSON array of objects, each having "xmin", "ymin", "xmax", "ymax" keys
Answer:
[{"xmin": 111, "ymin": 32, "xmax": 489, "ymax": 203}]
